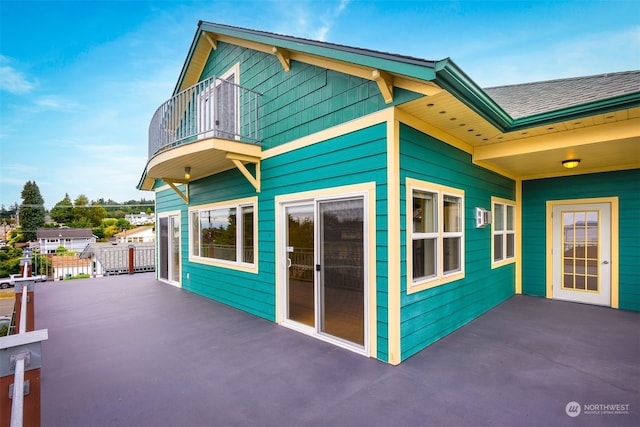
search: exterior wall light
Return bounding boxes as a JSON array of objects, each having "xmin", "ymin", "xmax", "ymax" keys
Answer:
[
  {"xmin": 184, "ymin": 167, "xmax": 191, "ymax": 180},
  {"xmin": 562, "ymin": 159, "xmax": 580, "ymax": 169}
]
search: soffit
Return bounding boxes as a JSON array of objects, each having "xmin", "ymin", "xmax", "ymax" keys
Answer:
[
  {"xmin": 398, "ymin": 94, "xmax": 640, "ymax": 178},
  {"xmin": 140, "ymin": 139, "xmax": 262, "ymax": 191}
]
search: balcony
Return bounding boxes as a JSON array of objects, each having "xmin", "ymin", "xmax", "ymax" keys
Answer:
[{"xmin": 139, "ymin": 76, "xmax": 262, "ymax": 193}]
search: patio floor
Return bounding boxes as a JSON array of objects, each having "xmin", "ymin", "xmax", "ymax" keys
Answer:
[{"xmin": 35, "ymin": 274, "xmax": 639, "ymax": 426}]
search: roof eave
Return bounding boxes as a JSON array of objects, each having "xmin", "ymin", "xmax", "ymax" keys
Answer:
[
  {"xmin": 174, "ymin": 22, "xmax": 439, "ymax": 95},
  {"xmin": 434, "ymin": 58, "xmax": 514, "ymax": 131},
  {"xmin": 509, "ymin": 92, "xmax": 640, "ymax": 130}
]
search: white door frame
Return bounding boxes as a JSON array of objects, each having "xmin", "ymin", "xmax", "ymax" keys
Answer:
[
  {"xmin": 275, "ymin": 183, "xmax": 377, "ymax": 357},
  {"xmin": 546, "ymin": 198, "xmax": 619, "ymax": 307},
  {"xmin": 157, "ymin": 210, "xmax": 181, "ymax": 288}
]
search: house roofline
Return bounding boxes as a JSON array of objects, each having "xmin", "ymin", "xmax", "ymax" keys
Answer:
[{"xmin": 172, "ymin": 22, "xmax": 640, "ymax": 133}]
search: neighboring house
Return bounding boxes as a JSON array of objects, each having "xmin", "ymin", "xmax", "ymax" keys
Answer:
[
  {"xmin": 137, "ymin": 22, "xmax": 640, "ymax": 365},
  {"xmin": 36, "ymin": 228, "xmax": 97, "ymax": 254},
  {"xmin": 50, "ymin": 255, "xmax": 92, "ymax": 281},
  {"xmin": 80, "ymin": 242, "xmax": 156, "ymax": 276},
  {"xmin": 114, "ymin": 226, "xmax": 155, "ymax": 243},
  {"xmin": 125, "ymin": 212, "xmax": 155, "ymax": 226}
]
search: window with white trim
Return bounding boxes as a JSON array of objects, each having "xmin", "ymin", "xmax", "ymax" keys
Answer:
[
  {"xmin": 190, "ymin": 199, "xmax": 255, "ymax": 266},
  {"xmin": 408, "ymin": 178, "xmax": 465, "ymax": 292},
  {"xmin": 492, "ymin": 198, "xmax": 515, "ymax": 265}
]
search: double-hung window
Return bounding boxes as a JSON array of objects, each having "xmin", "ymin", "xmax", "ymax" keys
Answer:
[
  {"xmin": 189, "ymin": 197, "xmax": 257, "ymax": 271},
  {"xmin": 407, "ymin": 178, "xmax": 464, "ymax": 293},
  {"xmin": 492, "ymin": 197, "xmax": 516, "ymax": 266}
]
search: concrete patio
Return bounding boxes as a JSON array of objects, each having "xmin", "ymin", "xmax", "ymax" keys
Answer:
[{"xmin": 35, "ymin": 274, "xmax": 639, "ymax": 426}]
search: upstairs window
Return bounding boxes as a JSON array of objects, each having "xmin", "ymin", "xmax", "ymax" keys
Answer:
[{"xmin": 407, "ymin": 178, "xmax": 465, "ymax": 293}]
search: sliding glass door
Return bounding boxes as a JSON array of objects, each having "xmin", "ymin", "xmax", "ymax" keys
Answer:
[
  {"xmin": 283, "ymin": 196, "xmax": 366, "ymax": 348},
  {"xmin": 158, "ymin": 213, "xmax": 181, "ymax": 286}
]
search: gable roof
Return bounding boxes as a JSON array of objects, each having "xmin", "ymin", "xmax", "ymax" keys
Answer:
[
  {"xmin": 178, "ymin": 22, "xmax": 640, "ymax": 133},
  {"xmin": 485, "ymin": 71, "xmax": 640, "ymax": 119},
  {"xmin": 145, "ymin": 21, "xmax": 639, "ymax": 182},
  {"xmin": 37, "ymin": 228, "xmax": 96, "ymax": 239}
]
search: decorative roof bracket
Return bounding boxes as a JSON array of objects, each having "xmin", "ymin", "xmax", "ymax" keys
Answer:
[
  {"xmin": 204, "ymin": 32, "xmax": 218, "ymax": 50},
  {"xmin": 165, "ymin": 181, "xmax": 189, "ymax": 204},
  {"xmin": 227, "ymin": 153, "xmax": 261, "ymax": 192},
  {"xmin": 372, "ymin": 69, "xmax": 393, "ymax": 104},
  {"xmin": 272, "ymin": 47, "xmax": 291, "ymax": 72}
]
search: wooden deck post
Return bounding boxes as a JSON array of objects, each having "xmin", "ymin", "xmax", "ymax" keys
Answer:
[{"xmin": 128, "ymin": 245, "xmax": 135, "ymax": 274}]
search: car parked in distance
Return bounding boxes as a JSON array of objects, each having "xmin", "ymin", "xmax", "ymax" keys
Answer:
[{"xmin": 0, "ymin": 274, "xmax": 48, "ymax": 289}]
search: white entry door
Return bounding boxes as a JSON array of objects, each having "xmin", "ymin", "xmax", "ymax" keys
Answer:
[{"xmin": 552, "ymin": 203, "xmax": 610, "ymax": 306}]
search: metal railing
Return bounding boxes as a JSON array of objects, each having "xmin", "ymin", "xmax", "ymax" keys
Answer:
[
  {"xmin": 148, "ymin": 75, "xmax": 261, "ymax": 158},
  {"xmin": 0, "ymin": 258, "xmax": 48, "ymax": 427}
]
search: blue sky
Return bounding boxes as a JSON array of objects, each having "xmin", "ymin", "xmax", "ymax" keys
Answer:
[{"xmin": 1, "ymin": 0, "xmax": 638, "ymax": 209}]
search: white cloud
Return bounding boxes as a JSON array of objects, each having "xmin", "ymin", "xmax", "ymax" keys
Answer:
[
  {"xmin": 273, "ymin": 0, "xmax": 351, "ymax": 41},
  {"xmin": 0, "ymin": 55, "xmax": 36, "ymax": 94},
  {"xmin": 35, "ymin": 95, "xmax": 79, "ymax": 111}
]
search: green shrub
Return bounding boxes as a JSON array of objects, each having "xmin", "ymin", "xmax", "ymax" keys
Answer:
[{"xmin": 64, "ymin": 273, "xmax": 91, "ymax": 280}]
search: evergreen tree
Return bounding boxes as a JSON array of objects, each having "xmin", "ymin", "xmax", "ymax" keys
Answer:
[
  {"xmin": 19, "ymin": 180, "xmax": 45, "ymax": 241},
  {"xmin": 50, "ymin": 193, "xmax": 74, "ymax": 224}
]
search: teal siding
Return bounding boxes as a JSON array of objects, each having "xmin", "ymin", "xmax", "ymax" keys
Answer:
[
  {"xmin": 522, "ymin": 169, "xmax": 640, "ymax": 311},
  {"xmin": 157, "ymin": 124, "xmax": 391, "ymax": 359},
  {"xmin": 260, "ymin": 123, "xmax": 390, "ymax": 361},
  {"xmin": 184, "ymin": 168, "xmax": 274, "ymax": 320},
  {"xmin": 399, "ymin": 123, "xmax": 516, "ymax": 360},
  {"xmin": 199, "ymin": 42, "xmax": 420, "ymax": 149}
]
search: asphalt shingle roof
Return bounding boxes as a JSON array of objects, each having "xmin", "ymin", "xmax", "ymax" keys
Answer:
[
  {"xmin": 484, "ymin": 71, "xmax": 640, "ymax": 119},
  {"xmin": 37, "ymin": 228, "xmax": 96, "ymax": 239}
]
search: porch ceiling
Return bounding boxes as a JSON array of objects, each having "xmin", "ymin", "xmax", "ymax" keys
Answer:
[
  {"xmin": 399, "ymin": 94, "xmax": 640, "ymax": 179},
  {"xmin": 139, "ymin": 138, "xmax": 262, "ymax": 191}
]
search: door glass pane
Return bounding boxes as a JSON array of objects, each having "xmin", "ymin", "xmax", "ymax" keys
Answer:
[
  {"xmin": 562, "ymin": 210, "xmax": 599, "ymax": 292},
  {"xmin": 170, "ymin": 216, "xmax": 180, "ymax": 283},
  {"xmin": 159, "ymin": 217, "xmax": 168, "ymax": 280},
  {"xmin": 320, "ymin": 198, "xmax": 365, "ymax": 346},
  {"xmin": 286, "ymin": 205, "xmax": 315, "ymax": 327},
  {"xmin": 216, "ymin": 74, "xmax": 237, "ymax": 138}
]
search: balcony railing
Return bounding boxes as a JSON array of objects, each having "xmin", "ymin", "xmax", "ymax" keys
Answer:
[{"xmin": 148, "ymin": 75, "xmax": 261, "ymax": 158}]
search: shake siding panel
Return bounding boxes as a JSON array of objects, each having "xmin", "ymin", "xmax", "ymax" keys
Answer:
[
  {"xmin": 398, "ymin": 123, "xmax": 515, "ymax": 360},
  {"xmin": 198, "ymin": 42, "xmax": 418, "ymax": 150},
  {"xmin": 522, "ymin": 169, "xmax": 640, "ymax": 311}
]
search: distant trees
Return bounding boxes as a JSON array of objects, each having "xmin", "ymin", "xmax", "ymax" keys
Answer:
[
  {"xmin": 20, "ymin": 181, "xmax": 45, "ymax": 241},
  {"xmin": 50, "ymin": 193, "xmax": 74, "ymax": 224},
  {"xmin": 4, "ymin": 182, "xmax": 154, "ymax": 243},
  {"xmin": 70, "ymin": 194, "xmax": 106, "ymax": 227}
]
